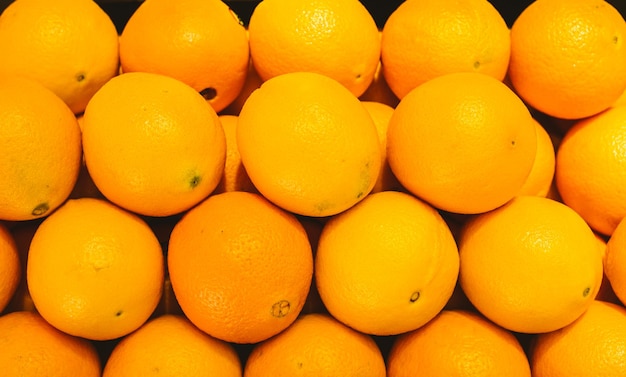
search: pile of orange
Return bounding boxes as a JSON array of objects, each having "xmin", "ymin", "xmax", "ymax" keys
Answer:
[{"xmin": 2, "ymin": 0, "xmax": 626, "ymax": 375}]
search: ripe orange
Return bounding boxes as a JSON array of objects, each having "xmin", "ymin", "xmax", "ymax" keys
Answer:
[
  {"xmin": 387, "ymin": 310, "xmax": 531, "ymax": 377},
  {"xmin": 119, "ymin": 0, "xmax": 249, "ymax": 113},
  {"xmin": 244, "ymin": 313, "xmax": 386, "ymax": 376},
  {"xmin": 0, "ymin": 223, "xmax": 20, "ymax": 313},
  {"xmin": 531, "ymin": 300, "xmax": 626, "ymax": 376},
  {"xmin": 604, "ymin": 215, "xmax": 626, "ymax": 306},
  {"xmin": 167, "ymin": 191, "xmax": 313, "ymax": 344},
  {"xmin": 508, "ymin": 0, "xmax": 626, "ymax": 119},
  {"xmin": 361, "ymin": 101, "xmax": 403, "ymax": 193},
  {"xmin": 237, "ymin": 71, "xmax": 382, "ymax": 217},
  {"xmin": 247, "ymin": 0, "xmax": 381, "ymax": 97},
  {"xmin": 315, "ymin": 191, "xmax": 459, "ymax": 336},
  {"xmin": 517, "ymin": 118, "xmax": 556, "ymax": 197},
  {"xmin": 381, "ymin": 0, "xmax": 510, "ymax": 99},
  {"xmin": 27, "ymin": 197, "xmax": 164, "ymax": 341},
  {"xmin": 387, "ymin": 72, "xmax": 537, "ymax": 214},
  {"xmin": 459, "ymin": 195, "xmax": 604, "ymax": 333},
  {"xmin": 0, "ymin": 0, "xmax": 119, "ymax": 114},
  {"xmin": 82, "ymin": 72, "xmax": 226, "ymax": 217},
  {"xmin": 555, "ymin": 105, "xmax": 626, "ymax": 236},
  {"xmin": 103, "ymin": 314, "xmax": 241, "ymax": 376},
  {"xmin": 0, "ymin": 311, "xmax": 101, "ymax": 376},
  {"xmin": 212, "ymin": 115, "xmax": 257, "ymax": 194},
  {"xmin": 0, "ymin": 75, "xmax": 82, "ymax": 221}
]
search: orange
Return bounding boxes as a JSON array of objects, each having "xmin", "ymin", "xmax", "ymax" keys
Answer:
[
  {"xmin": 82, "ymin": 72, "xmax": 226, "ymax": 217},
  {"xmin": 387, "ymin": 72, "xmax": 537, "ymax": 214},
  {"xmin": 0, "ymin": 223, "xmax": 20, "ymax": 313},
  {"xmin": 361, "ymin": 101, "xmax": 403, "ymax": 193},
  {"xmin": 595, "ymin": 230, "xmax": 621, "ymax": 304},
  {"xmin": 212, "ymin": 115, "xmax": 257, "ymax": 194},
  {"xmin": 119, "ymin": 0, "xmax": 249, "ymax": 113},
  {"xmin": 247, "ymin": 0, "xmax": 381, "ymax": 97},
  {"xmin": 387, "ymin": 310, "xmax": 531, "ymax": 377},
  {"xmin": 0, "ymin": 75, "xmax": 82, "ymax": 221},
  {"xmin": 315, "ymin": 191, "xmax": 459, "ymax": 336},
  {"xmin": 517, "ymin": 118, "xmax": 556, "ymax": 197},
  {"xmin": 27, "ymin": 197, "xmax": 164, "ymax": 341},
  {"xmin": 0, "ymin": 0, "xmax": 119, "ymax": 114},
  {"xmin": 603, "ymin": 215, "xmax": 626, "ymax": 306},
  {"xmin": 244, "ymin": 313, "xmax": 386, "ymax": 377},
  {"xmin": 555, "ymin": 105, "xmax": 626, "ymax": 236},
  {"xmin": 237, "ymin": 71, "xmax": 382, "ymax": 217},
  {"xmin": 0, "ymin": 311, "xmax": 101, "ymax": 376},
  {"xmin": 103, "ymin": 314, "xmax": 241, "ymax": 376},
  {"xmin": 381, "ymin": 0, "xmax": 510, "ymax": 99},
  {"xmin": 167, "ymin": 191, "xmax": 313, "ymax": 344},
  {"xmin": 459, "ymin": 195, "xmax": 604, "ymax": 333},
  {"xmin": 508, "ymin": 0, "xmax": 626, "ymax": 119},
  {"xmin": 3, "ymin": 220, "xmax": 39, "ymax": 314},
  {"xmin": 530, "ymin": 300, "xmax": 626, "ymax": 376}
]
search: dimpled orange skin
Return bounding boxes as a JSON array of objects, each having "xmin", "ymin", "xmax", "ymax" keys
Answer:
[
  {"xmin": 531, "ymin": 300, "xmax": 626, "ymax": 376},
  {"xmin": 244, "ymin": 313, "xmax": 386, "ymax": 377},
  {"xmin": 237, "ymin": 71, "xmax": 382, "ymax": 218},
  {"xmin": 119, "ymin": 0, "xmax": 250, "ymax": 113},
  {"xmin": 103, "ymin": 315, "xmax": 242, "ymax": 376},
  {"xmin": 0, "ymin": 75, "xmax": 82, "ymax": 221},
  {"xmin": 381, "ymin": 0, "xmax": 511, "ymax": 100},
  {"xmin": 82, "ymin": 72, "xmax": 226, "ymax": 217},
  {"xmin": 247, "ymin": 0, "xmax": 381, "ymax": 97},
  {"xmin": 0, "ymin": 0, "xmax": 120, "ymax": 114},
  {"xmin": 508, "ymin": 0, "xmax": 626, "ymax": 120},
  {"xmin": 0, "ymin": 311, "xmax": 101, "ymax": 376},
  {"xmin": 386, "ymin": 72, "xmax": 537, "ymax": 215},
  {"xmin": 315, "ymin": 191, "xmax": 460, "ymax": 336},
  {"xmin": 0, "ymin": 223, "xmax": 20, "ymax": 313},
  {"xmin": 459, "ymin": 195, "xmax": 604, "ymax": 334},
  {"xmin": 556, "ymin": 105, "xmax": 626, "ymax": 236},
  {"xmin": 167, "ymin": 191, "xmax": 314, "ymax": 344},
  {"xmin": 387, "ymin": 310, "xmax": 531, "ymax": 377},
  {"xmin": 26, "ymin": 197, "xmax": 164, "ymax": 341}
]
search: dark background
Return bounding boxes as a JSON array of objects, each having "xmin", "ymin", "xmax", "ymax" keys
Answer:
[{"xmin": 0, "ymin": 0, "xmax": 625, "ymax": 33}]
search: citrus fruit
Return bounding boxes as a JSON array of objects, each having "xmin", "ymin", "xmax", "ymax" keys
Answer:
[
  {"xmin": 387, "ymin": 72, "xmax": 537, "ymax": 214},
  {"xmin": 361, "ymin": 100, "xmax": 403, "ymax": 193},
  {"xmin": 0, "ymin": 75, "xmax": 82, "ymax": 221},
  {"xmin": 555, "ymin": 105, "xmax": 626, "ymax": 236},
  {"xmin": 508, "ymin": 0, "xmax": 626, "ymax": 119},
  {"xmin": 237, "ymin": 71, "xmax": 382, "ymax": 217},
  {"xmin": 459, "ymin": 195, "xmax": 604, "ymax": 333},
  {"xmin": 381, "ymin": 0, "xmax": 510, "ymax": 99},
  {"xmin": 27, "ymin": 197, "xmax": 164, "ymax": 341},
  {"xmin": 244, "ymin": 313, "xmax": 386, "ymax": 377},
  {"xmin": 103, "ymin": 314, "xmax": 241, "ymax": 376},
  {"xmin": 167, "ymin": 191, "xmax": 313, "ymax": 344},
  {"xmin": 517, "ymin": 118, "xmax": 556, "ymax": 197},
  {"xmin": 119, "ymin": 0, "xmax": 249, "ymax": 113},
  {"xmin": 0, "ymin": 311, "xmax": 101, "ymax": 376},
  {"xmin": 212, "ymin": 114, "xmax": 257, "ymax": 194},
  {"xmin": 387, "ymin": 310, "xmax": 531, "ymax": 377},
  {"xmin": 0, "ymin": 223, "xmax": 20, "ymax": 313},
  {"xmin": 604, "ymin": 215, "xmax": 626, "ymax": 305},
  {"xmin": 0, "ymin": 0, "xmax": 119, "ymax": 114},
  {"xmin": 315, "ymin": 191, "xmax": 459, "ymax": 335},
  {"xmin": 247, "ymin": 0, "xmax": 381, "ymax": 97},
  {"xmin": 82, "ymin": 71, "xmax": 226, "ymax": 217},
  {"xmin": 531, "ymin": 300, "xmax": 626, "ymax": 376}
]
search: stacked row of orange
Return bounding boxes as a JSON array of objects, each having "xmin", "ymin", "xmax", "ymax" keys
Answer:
[{"xmin": 1, "ymin": 0, "xmax": 626, "ymax": 375}]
